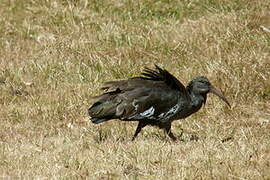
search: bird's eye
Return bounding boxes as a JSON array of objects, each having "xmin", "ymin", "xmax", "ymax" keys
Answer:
[
  {"xmin": 200, "ymin": 80, "xmax": 207, "ymax": 84},
  {"xmin": 199, "ymin": 80, "xmax": 210, "ymax": 86}
]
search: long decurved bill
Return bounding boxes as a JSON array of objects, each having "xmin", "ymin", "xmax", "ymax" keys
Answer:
[{"xmin": 210, "ymin": 86, "xmax": 231, "ymax": 108}]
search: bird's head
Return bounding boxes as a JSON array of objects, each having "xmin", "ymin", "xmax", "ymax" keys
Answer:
[{"xmin": 187, "ymin": 76, "xmax": 231, "ymax": 107}]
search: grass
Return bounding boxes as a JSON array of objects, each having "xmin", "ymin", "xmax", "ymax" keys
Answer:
[{"xmin": 0, "ymin": 0, "xmax": 270, "ymax": 179}]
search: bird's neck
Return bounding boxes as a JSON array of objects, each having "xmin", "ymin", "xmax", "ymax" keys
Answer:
[
  {"xmin": 188, "ymin": 91, "xmax": 206, "ymax": 112},
  {"xmin": 174, "ymin": 91, "xmax": 206, "ymax": 119}
]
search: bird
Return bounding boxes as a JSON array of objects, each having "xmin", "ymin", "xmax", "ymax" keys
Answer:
[{"xmin": 88, "ymin": 65, "xmax": 231, "ymax": 141}]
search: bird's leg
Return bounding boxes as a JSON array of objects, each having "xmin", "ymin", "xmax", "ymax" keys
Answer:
[
  {"xmin": 164, "ymin": 123, "xmax": 177, "ymax": 141},
  {"xmin": 132, "ymin": 121, "xmax": 147, "ymax": 141}
]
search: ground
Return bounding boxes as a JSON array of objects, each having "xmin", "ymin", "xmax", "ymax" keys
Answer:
[{"xmin": 0, "ymin": 0, "xmax": 270, "ymax": 179}]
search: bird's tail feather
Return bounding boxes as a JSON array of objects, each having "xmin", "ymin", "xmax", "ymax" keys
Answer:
[
  {"xmin": 88, "ymin": 101, "xmax": 118, "ymax": 124},
  {"xmin": 91, "ymin": 117, "xmax": 111, "ymax": 124}
]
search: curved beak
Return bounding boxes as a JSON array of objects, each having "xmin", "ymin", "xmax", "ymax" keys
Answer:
[{"xmin": 210, "ymin": 86, "xmax": 231, "ymax": 108}]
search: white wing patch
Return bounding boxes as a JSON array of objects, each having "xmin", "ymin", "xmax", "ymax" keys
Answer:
[
  {"xmin": 167, "ymin": 104, "xmax": 179, "ymax": 115},
  {"xmin": 158, "ymin": 113, "xmax": 165, "ymax": 118},
  {"xmin": 132, "ymin": 100, "xmax": 139, "ymax": 112},
  {"xmin": 158, "ymin": 104, "xmax": 180, "ymax": 121},
  {"xmin": 127, "ymin": 103, "xmax": 180, "ymax": 121},
  {"xmin": 140, "ymin": 106, "xmax": 155, "ymax": 117},
  {"xmin": 127, "ymin": 106, "xmax": 155, "ymax": 120}
]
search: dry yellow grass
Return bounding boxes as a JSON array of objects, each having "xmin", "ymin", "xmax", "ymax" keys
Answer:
[{"xmin": 0, "ymin": 0, "xmax": 270, "ymax": 179}]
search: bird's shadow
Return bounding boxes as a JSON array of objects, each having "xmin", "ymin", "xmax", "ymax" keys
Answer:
[
  {"xmin": 151, "ymin": 131, "xmax": 199, "ymax": 143},
  {"xmin": 166, "ymin": 134, "xmax": 199, "ymax": 143},
  {"xmin": 92, "ymin": 128, "xmax": 200, "ymax": 143}
]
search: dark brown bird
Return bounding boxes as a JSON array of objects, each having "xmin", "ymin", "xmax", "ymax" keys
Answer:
[{"xmin": 88, "ymin": 65, "xmax": 230, "ymax": 141}]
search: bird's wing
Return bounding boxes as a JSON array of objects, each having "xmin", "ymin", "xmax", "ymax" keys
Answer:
[
  {"xmin": 127, "ymin": 87, "xmax": 182, "ymax": 121},
  {"xmin": 114, "ymin": 85, "xmax": 181, "ymax": 121},
  {"xmin": 91, "ymin": 65, "xmax": 188, "ymax": 121},
  {"xmin": 140, "ymin": 65, "xmax": 187, "ymax": 93},
  {"xmin": 101, "ymin": 65, "xmax": 187, "ymax": 94}
]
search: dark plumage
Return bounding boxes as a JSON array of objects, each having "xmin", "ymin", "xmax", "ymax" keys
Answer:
[{"xmin": 88, "ymin": 65, "xmax": 231, "ymax": 141}]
